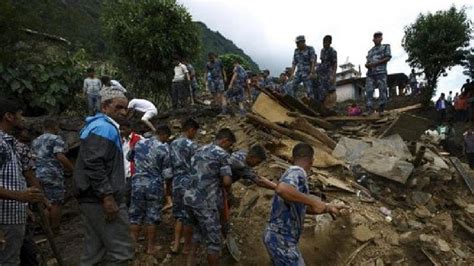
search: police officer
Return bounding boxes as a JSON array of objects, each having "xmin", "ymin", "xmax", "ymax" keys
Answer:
[
  {"xmin": 316, "ymin": 35, "xmax": 338, "ymax": 107},
  {"xmin": 365, "ymin": 31, "xmax": 392, "ymax": 113},
  {"xmin": 289, "ymin": 35, "xmax": 316, "ymax": 99}
]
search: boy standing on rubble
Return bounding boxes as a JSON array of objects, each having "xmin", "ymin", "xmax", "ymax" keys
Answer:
[
  {"xmin": 263, "ymin": 143, "xmax": 345, "ymax": 265},
  {"xmin": 183, "ymin": 128, "xmax": 236, "ymax": 266},
  {"xmin": 170, "ymin": 118, "xmax": 200, "ymax": 254},
  {"xmin": 129, "ymin": 124, "xmax": 173, "ymax": 255},
  {"xmin": 83, "ymin": 67, "xmax": 102, "ymax": 115},
  {"xmin": 32, "ymin": 118, "xmax": 74, "ymax": 234}
]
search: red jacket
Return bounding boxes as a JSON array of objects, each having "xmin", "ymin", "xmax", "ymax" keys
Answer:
[{"xmin": 127, "ymin": 132, "xmax": 142, "ymax": 176}]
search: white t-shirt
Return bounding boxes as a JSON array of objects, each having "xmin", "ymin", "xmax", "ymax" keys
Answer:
[
  {"xmin": 128, "ymin": 99, "xmax": 157, "ymax": 113},
  {"xmin": 83, "ymin": 77, "xmax": 102, "ymax": 95},
  {"xmin": 173, "ymin": 63, "xmax": 189, "ymax": 82},
  {"xmin": 111, "ymin": 80, "xmax": 127, "ymax": 92}
]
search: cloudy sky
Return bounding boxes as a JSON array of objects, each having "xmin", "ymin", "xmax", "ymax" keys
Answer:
[{"xmin": 179, "ymin": 0, "xmax": 473, "ymax": 97}]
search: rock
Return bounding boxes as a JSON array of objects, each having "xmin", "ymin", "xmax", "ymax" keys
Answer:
[
  {"xmin": 453, "ymin": 247, "xmax": 467, "ymax": 259},
  {"xmin": 352, "ymin": 225, "xmax": 376, "ymax": 242},
  {"xmin": 436, "ymin": 238, "xmax": 451, "ymax": 252},
  {"xmin": 383, "ymin": 230, "xmax": 400, "ymax": 246},
  {"xmin": 453, "ymin": 197, "xmax": 468, "ymax": 208},
  {"xmin": 431, "ymin": 212, "xmax": 453, "ymax": 231},
  {"xmin": 410, "ymin": 191, "xmax": 432, "ymax": 206},
  {"xmin": 349, "ymin": 213, "xmax": 368, "ymax": 226},
  {"xmin": 466, "ymin": 204, "xmax": 474, "ymax": 214},
  {"xmin": 419, "ymin": 234, "xmax": 451, "ymax": 252},
  {"xmin": 414, "ymin": 206, "xmax": 433, "ymax": 219},
  {"xmin": 399, "ymin": 231, "xmax": 418, "ymax": 244},
  {"xmin": 407, "ymin": 219, "xmax": 424, "ymax": 230}
]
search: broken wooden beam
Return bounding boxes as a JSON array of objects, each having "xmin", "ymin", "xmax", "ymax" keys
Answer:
[
  {"xmin": 246, "ymin": 113, "xmax": 332, "ymax": 154},
  {"xmin": 281, "ymin": 95, "xmax": 319, "ymax": 116},
  {"xmin": 288, "ymin": 118, "xmax": 337, "ymax": 149},
  {"xmin": 450, "ymin": 157, "xmax": 474, "ymax": 194},
  {"xmin": 387, "ymin": 103, "xmax": 423, "ymax": 114},
  {"xmin": 287, "ymin": 112, "xmax": 335, "ymax": 130},
  {"xmin": 456, "ymin": 219, "xmax": 474, "ymax": 236},
  {"xmin": 324, "ymin": 115, "xmax": 382, "ymax": 122}
]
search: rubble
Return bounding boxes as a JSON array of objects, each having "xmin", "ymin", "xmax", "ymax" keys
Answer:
[{"xmin": 31, "ymin": 91, "xmax": 474, "ymax": 265}]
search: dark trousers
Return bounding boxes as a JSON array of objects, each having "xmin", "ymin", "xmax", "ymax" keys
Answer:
[
  {"xmin": 20, "ymin": 222, "xmax": 39, "ymax": 266},
  {"xmin": 467, "ymin": 153, "xmax": 474, "ymax": 169},
  {"xmin": 171, "ymin": 80, "xmax": 189, "ymax": 108}
]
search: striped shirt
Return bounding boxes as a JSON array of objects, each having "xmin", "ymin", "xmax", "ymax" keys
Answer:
[{"xmin": 0, "ymin": 130, "xmax": 27, "ymax": 224}]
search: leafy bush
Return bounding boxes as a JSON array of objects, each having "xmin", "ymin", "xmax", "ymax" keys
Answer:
[
  {"xmin": 0, "ymin": 50, "xmax": 86, "ymax": 115},
  {"xmin": 102, "ymin": 0, "xmax": 201, "ymax": 109}
]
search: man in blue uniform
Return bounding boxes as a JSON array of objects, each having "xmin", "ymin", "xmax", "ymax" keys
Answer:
[
  {"xmin": 263, "ymin": 143, "xmax": 345, "ymax": 265},
  {"xmin": 316, "ymin": 35, "xmax": 338, "ymax": 107},
  {"xmin": 32, "ymin": 118, "xmax": 74, "ymax": 234},
  {"xmin": 183, "ymin": 128, "xmax": 235, "ymax": 266},
  {"xmin": 365, "ymin": 31, "xmax": 392, "ymax": 114},
  {"xmin": 289, "ymin": 36, "xmax": 316, "ymax": 99},
  {"xmin": 129, "ymin": 125, "xmax": 172, "ymax": 255},
  {"xmin": 205, "ymin": 53, "xmax": 227, "ymax": 113},
  {"xmin": 170, "ymin": 118, "xmax": 200, "ymax": 254}
]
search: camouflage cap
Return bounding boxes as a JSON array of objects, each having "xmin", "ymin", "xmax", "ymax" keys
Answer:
[{"xmin": 295, "ymin": 35, "xmax": 305, "ymax": 42}]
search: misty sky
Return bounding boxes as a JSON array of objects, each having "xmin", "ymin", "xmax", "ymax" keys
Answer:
[{"xmin": 179, "ymin": 0, "xmax": 473, "ymax": 97}]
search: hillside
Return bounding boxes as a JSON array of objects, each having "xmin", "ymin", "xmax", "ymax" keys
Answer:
[
  {"xmin": 8, "ymin": 0, "xmax": 259, "ymax": 72},
  {"xmin": 194, "ymin": 21, "xmax": 260, "ymax": 71}
]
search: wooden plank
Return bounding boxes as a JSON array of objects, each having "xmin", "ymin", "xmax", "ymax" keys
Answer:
[
  {"xmin": 324, "ymin": 115, "xmax": 382, "ymax": 122},
  {"xmin": 387, "ymin": 103, "xmax": 423, "ymax": 114},
  {"xmin": 281, "ymin": 95, "xmax": 319, "ymax": 116},
  {"xmin": 251, "ymin": 93, "xmax": 295, "ymax": 124},
  {"xmin": 288, "ymin": 118, "xmax": 337, "ymax": 149},
  {"xmin": 287, "ymin": 112, "xmax": 335, "ymax": 130},
  {"xmin": 450, "ymin": 157, "xmax": 474, "ymax": 194}
]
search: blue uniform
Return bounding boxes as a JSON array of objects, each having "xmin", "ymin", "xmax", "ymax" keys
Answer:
[
  {"xmin": 129, "ymin": 137, "xmax": 172, "ymax": 225},
  {"xmin": 170, "ymin": 136, "xmax": 198, "ymax": 221},
  {"xmin": 229, "ymin": 150, "xmax": 258, "ymax": 183},
  {"xmin": 291, "ymin": 46, "xmax": 316, "ymax": 98},
  {"xmin": 206, "ymin": 60, "xmax": 225, "ymax": 94},
  {"xmin": 227, "ymin": 65, "xmax": 247, "ymax": 103},
  {"xmin": 32, "ymin": 133, "xmax": 67, "ymax": 203},
  {"xmin": 183, "ymin": 143, "xmax": 232, "ymax": 254},
  {"xmin": 263, "ymin": 166, "xmax": 309, "ymax": 266},
  {"xmin": 316, "ymin": 47, "xmax": 337, "ymax": 102},
  {"xmin": 365, "ymin": 44, "xmax": 391, "ymax": 110}
]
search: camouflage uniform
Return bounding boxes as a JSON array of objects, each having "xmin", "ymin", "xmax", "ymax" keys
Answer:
[
  {"xmin": 170, "ymin": 136, "xmax": 199, "ymax": 222},
  {"xmin": 263, "ymin": 166, "xmax": 308, "ymax": 266},
  {"xmin": 226, "ymin": 65, "xmax": 247, "ymax": 103},
  {"xmin": 263, "ymin": 76, "xmax": 275, "ymax": 91},
  {"xmin": 229, "ymin": 150, "xmax": 258, "ymax": 183},
  {"xmin": 32, "ymin": 133, "xmax": 67, "ymax": 203},
  {"xmin": 315, "ymin": 47, "xmax": 337, "ymax": 103},
  {"xmin": 291, "ymin": 46, "xmax": 316, "ymax": 98},
  {"xmin": 183, "ymin": 143, "xmax": 232, "ymax": 254},
  {"xmin": 129, "ymin": 137, "xmax": 172, "ymax": 225},
  {"xmin": 365, "ymin": 44, "xmax": 391, "ymax": 110},
  {"xmin": 206, "ymin": 60, "xmax": 225, "ymax": 94}
]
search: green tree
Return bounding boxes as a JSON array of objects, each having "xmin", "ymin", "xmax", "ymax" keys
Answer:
[
  {"xmin": 102, "ymin": 0, "xmax": 201, "ymax": 108},
  {"xmin": 463, "ymin": 49, "xmax": 474, "ymax": 79},
  {"xmin": 219, "ymin": 53, "xmax": 252, "ymax": 83},
  {"xmin": 402, "ymin": 6, "xmax": 472, "ymax": 102}
]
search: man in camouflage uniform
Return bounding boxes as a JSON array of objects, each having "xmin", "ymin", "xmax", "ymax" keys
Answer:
[
  {"xmin": 365, "ymin": 31, "xmax": 392, "ymax": 113},
  {"xmin": 219, "ymin": 145, "xmax": 276, "ymax": 236},
  {"xmin": 262, "ymin": 70, "xmax": 275, "ymax": 91},
  {"xmin": 263, "ymin": 143, "xmax": 345, "ymax": 265},
  {"xmin": 225, "ymin": 61, "xmax": 248, "ymax": 115},
  {"xmin": 170, "ymin": 118, "xmax": 200, "ymax": 254},
  {"xmin": 32, "ymin": 118, "xmax": 74, "ymax": 234},
  {"xmin": 316, "ymin": 35, "xmax": 338, "ymax": 107},
  {"xmin": 183, "ymin": 128, "xmax": 236, "ymax": 266},
  {"xmin": 155, "ymin": 125, "xmax": 174, "ymax": 211},
  {"xmin": 290, "ymin": 35, "xmax": 316, "ymax": 99},
  {"xmin": 129, "ymin": 126, "xmax": 172, "ymax": 255},
  {"xmin": 205, "ymin": 53, "xmax": 227, "ymax": 113}
]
